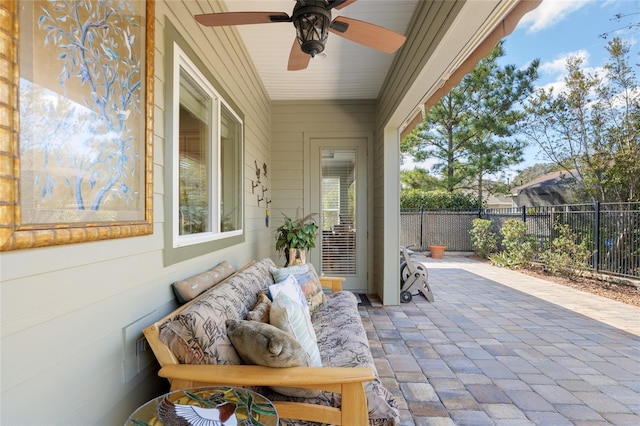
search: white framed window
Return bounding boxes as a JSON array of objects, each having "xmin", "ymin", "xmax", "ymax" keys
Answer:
[{"xmin": 171, "ymin": 44, "xmax": 243, "ymax": 248}]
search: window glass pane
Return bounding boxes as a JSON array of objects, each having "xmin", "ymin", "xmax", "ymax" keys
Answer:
[
  {"xmin": 178, "ymin": 69, "xmax": 211, "ymax": 235},
  {"xmin": 220, "ymin": 104, "xmax": 242, "ymax": 232},
  {"xmin": 322, "ymin": 177, "xmax": 340, "ymax": 231},
  {"xmin": 321, "ymin": 149, "xmax": 356, "ymax": 275}
]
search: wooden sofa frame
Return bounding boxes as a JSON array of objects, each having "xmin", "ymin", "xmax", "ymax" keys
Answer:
[{"xmin": 144, "ymin": 261, "xmax": 374, "ymax": 425}]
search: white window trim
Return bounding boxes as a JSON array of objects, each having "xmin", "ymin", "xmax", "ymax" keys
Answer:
[{"xmin": 172, "ymin": 43, "xmax": 243, "ymax": 248}]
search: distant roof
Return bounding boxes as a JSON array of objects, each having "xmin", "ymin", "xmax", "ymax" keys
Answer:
[
  {"xmin": 484, "ymin": 192, "xmax": 513, "ymax": 208},
  {"xmin": 510, "ymin": 169, "xmax": 579, "ymax": 194}
]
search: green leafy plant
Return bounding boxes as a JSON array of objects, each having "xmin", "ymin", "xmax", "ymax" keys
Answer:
[
  {"xmin": 400, "ymin": 189, "xmax": 481, "ymax": 211},
  {"xmin": 275, "ymin": 214, "xmax": 319, "ymax": 257},
  {"xmin": 469, "ymin": 218, "xmax": 498, "ymax": 258},
  {"xmin": 489, "ymin": 219, "xmax": 538, "ymax": 269},
  {"xmin": 539, "ymin": 223, "xmax": 592, "ymax": 279}
]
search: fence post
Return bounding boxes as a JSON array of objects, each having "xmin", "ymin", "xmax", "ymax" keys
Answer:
[
  {"xmin": 521, "ymin": 205, "xmax": 527, "ymax": 222},
  {"xmin": 593, "ymin": 201, "xmax": 600, "ymax": 272},
  {"xmin": 420, "ymin": 207, "xmax": 424, "ymax": 251}
]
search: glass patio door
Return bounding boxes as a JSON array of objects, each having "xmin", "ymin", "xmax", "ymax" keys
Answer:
[{"xmin": 310, "ymin": 138, "xmax": 367, "ymax": 292}]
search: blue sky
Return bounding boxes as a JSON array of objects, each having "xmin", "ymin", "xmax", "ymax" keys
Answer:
[{"xmin": 405, "ymin": 0, "xmax": 640, "ymax": 179}]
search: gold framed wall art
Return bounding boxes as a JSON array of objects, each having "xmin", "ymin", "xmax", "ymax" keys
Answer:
[{"xmin": 0, "ymin": 0, "xmax": 154, "ymax": 251}]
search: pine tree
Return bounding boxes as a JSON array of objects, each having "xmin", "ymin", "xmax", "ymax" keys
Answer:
[{"xmin": 401, "ymin": 41, "xmax": 539, "ymax": 200}]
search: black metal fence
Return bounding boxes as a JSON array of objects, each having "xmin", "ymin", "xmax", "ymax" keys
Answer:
[{"xmin": 400, "ymin": 202, "xmax": 640, "ymax": 279}]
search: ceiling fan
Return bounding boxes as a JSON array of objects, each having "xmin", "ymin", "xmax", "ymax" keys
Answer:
[{"xmin": 195, "ymin": 0, "xmax": 407, "ymax": 71}]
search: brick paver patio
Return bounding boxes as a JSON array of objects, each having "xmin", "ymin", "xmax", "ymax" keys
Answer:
[{"xmin": 361, "ymin": 255, "xmax": 640, "ymax": 425}]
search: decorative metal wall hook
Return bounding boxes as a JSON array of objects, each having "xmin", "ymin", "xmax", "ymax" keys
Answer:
[
  {"xmin": 262, "ymin": 162, "xmax": 268, "ymax": 177},
  {"xmin": 257, "ymin": 195, "xmax": 264, "ymax": 205},
  {"xmin": 252, "ymin": 181, "xmax": 259, "ymax": 193},
  {"xmin": 254, "ymin": 160, "xmax": 261, "ymax": 183},
  {"xmin": 266, "ymin": 198, "xmax": 272, "ymax": 206},
  {"xmin": 262, "ymin": 185, "xmax": 268, "ymax": 195}
]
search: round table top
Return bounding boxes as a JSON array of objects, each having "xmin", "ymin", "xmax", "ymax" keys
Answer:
[{"xmin": 126, "ymin": 386, "xmax": 279, "ymax": 426}]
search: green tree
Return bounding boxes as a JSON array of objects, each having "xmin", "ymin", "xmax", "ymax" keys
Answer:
[
  {"xmin": 520, "ymin": 38, "xmax": 640, "ymax": 202},
  {"xmin": 400, "ymin": 168, "xmax": 441, "ymax": 192},
  {"xmin": 465, "ymin": 131, "xmax": 526, "ymax": 201},
  {"xmin": 402, "ymin": 41, "xmax": 539, "ymax": 200}
]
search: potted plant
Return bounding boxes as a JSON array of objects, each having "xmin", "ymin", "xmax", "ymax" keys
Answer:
[{"xmin": 275, "ymin": 213, "xmax": 319, "ymax": 266}]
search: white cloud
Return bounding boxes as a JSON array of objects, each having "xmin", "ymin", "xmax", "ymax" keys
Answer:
[
  {"xmin": 538, "ymin": 79, "xmax": 567, "ymax": 94},
  {"xmin": 535, "ymin": 50, "xmax": 609, "ymax": 93},
  {"xmin": 401, "ymin": 156, "xmax": 437, "ymax": 171},
  {"xmin": 539, "ymin": 50, "xmax": 589, "ymax": 75},
  {"xmin": 520, "ymin": 0, "xmax": 595, "ymax": 33}
]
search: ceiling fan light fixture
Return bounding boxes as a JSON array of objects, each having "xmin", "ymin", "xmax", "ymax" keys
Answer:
[
  {"xmin": 292, "ymin": 2, "xmax": 331, "ymax": 57},
  {"xmin": 193, "ymin": 0, "xmax": 406, "ymax": 71}
]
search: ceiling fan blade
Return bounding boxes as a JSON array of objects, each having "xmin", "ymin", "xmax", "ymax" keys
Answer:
[
  {"xmin": 330, "ymin": 0, "xmax": 358, "ymax": 10},
  {"xmin": 329, "ymin": 16, "xmax": 406, "ymax": 53},
  {"xmin": 195, "ymin": 12, "xmax": 291, "ymax": 27},
  {"xmin": 288, "ymin": 38, "xmax": 311, "ymax": 71}
]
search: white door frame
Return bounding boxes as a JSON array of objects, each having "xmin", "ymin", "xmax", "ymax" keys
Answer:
[{"xmin": 304, "ymin": 132, "xmax": 372, "ymax": 293}]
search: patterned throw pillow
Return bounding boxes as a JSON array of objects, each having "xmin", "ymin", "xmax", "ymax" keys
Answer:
[
  {"xmin": 270, "ymin": 264, "xmax": 326, "ymax": 314},
  {"xmin": 270, "ymin": 293, "xmax": 322, "ymax": 367},
  {"xmin": 245, "ymin": 291, "xmax": 271, "ymax": 323},
  {"xmin": 268, "ymin": 274, "xmax": 308, "ymax": 308}
]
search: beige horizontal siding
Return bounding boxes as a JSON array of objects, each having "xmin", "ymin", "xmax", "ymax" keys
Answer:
[
  {"xmin": 0, "ymin": 1, "xmax": 275, "ymax": 424},
  {"xmin": 270, "ymin": 100, "xmax": 376, "ymax": 261}
]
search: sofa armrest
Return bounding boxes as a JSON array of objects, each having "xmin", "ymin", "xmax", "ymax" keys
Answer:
[
  {"xmin": 319, "ymin": 276, "xmax": 344, "ymax": 292},
  {"xmin": 158, "ymin": 364, "xmax": 373, "ymax": 425}
]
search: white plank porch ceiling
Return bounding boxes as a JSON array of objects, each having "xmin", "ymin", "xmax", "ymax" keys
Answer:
[{"xmin": 216, "ymin": 0, "xmax": 421, "ymax": 100}]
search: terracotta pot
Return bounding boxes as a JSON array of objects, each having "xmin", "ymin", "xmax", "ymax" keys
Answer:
[
  {"xmin": 286, "ymin": 248, "xmax": 306, "ymax": 266},
  {"xmin": 428, "ymin": 245, "xmax": 446, "ymax": 259}
]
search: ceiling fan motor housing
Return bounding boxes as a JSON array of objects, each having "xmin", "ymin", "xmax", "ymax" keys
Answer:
[{"xmin": 292, "ymin": 0, "xmax": 332, "ymax": 57}]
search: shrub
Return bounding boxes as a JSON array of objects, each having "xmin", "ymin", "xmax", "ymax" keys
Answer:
[
  {"xmin": 489, "ymin": 219, "xmax": 538, "ymax": 269},
  {"xmin": 469, "ymin": 218, "xmax": 498, "ymax": 258},
  {"xmin": 539, "ymin": 223, "xmax": 592, "ymax": 278},
  {"xmin": 400, "ymin": 189, "xmax": 481, "ymax": 211}
]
